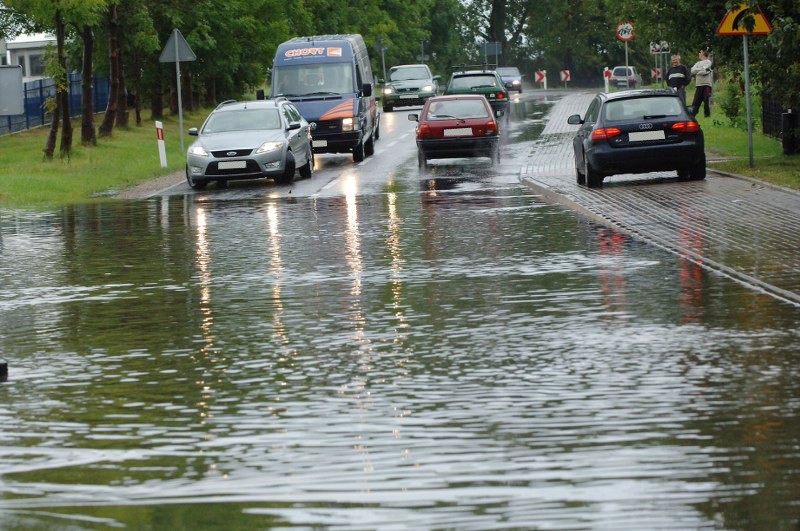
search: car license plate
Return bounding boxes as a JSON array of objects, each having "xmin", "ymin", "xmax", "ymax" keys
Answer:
[
  {"xmin": 628, "ymin": 130, "xmax": 665, "ymax": 141},
  {"xmin": 218, "ymin": 160, "xmax": 247, "ymax": 169},
  {"xmin": 443, "ymin": 127, "xmax": 473, "ymax": 137},
  {"xmin": 400, "ymin": 95, "xmax": 416, "ymax": 99},
  {"xmin": 312, "ymin": 140, "xmax": 327, "ymax": 147}
]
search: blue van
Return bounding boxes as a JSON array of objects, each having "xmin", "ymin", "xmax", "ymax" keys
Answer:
[{"xmin": 270, "ymin": 34, "xmax": 380, "ymax": 163}]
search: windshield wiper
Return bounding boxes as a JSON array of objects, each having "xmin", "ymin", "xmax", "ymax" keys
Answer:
[
  {"xmin": 430, "ymin": 114, "xmax": 459, "ymax": 119},
  {"xmin": 470, "ymin": 84, "xmax": 496, "ymax": 89},
  {"xmin": 302, "ymin": 91, "xmax": 341, "ymax": 96},
  {"xmin": 643, "ymin": 114, "xmax": 667, "ymax": 119}
]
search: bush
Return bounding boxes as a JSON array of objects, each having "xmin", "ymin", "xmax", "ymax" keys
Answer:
[{"xmin": 712, "ymin": 76, "xmax": 761, "ymax": 131}]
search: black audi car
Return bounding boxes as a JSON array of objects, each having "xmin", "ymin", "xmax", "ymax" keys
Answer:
[{"xmin": 567, "ymin": 89, "xmax": 705, "ymax": 188}]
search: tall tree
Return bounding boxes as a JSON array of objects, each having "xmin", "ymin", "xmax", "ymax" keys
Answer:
[{"xmin": 98, "ymin": 1, "xmax": 120, "ymax": 137}]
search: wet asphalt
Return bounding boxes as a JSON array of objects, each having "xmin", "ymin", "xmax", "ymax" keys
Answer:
[{"xmin": 520, "ymin": 91, "xmax": 800, "ymax": 307}]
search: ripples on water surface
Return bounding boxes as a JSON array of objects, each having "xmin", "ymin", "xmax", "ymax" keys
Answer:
[{"xmin": 1, "ymin": 182, "xmax": 798, "ymax": 529}]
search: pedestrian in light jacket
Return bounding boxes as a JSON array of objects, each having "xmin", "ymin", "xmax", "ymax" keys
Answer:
[
  {"xmin": 666, "ymin": 54, "xmax": 691, "ymax": 105},
  {"xmin": 690, "ymin": 50, "xmax": 713, "ymax": 117}
]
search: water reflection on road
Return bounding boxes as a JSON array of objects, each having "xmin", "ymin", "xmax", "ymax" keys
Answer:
[{"xmin": 1, "ymin": 131, "xmax": 800, "ymax": 529}]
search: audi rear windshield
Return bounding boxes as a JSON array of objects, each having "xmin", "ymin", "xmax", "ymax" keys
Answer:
[{"xmin": 604, "ymin": 96, "xmax": 684, "ymax": 121}]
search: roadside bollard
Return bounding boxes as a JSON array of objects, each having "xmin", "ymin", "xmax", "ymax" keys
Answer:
[{"xmin": 0, "ymin": 360, "xmax": 7, "ymax": 382}]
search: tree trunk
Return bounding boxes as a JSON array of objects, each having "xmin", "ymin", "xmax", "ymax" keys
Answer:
[
  {"xmin": 79, "ymin": 25, "xmax": 96, "ymax": 146},
  {"xmin": 43, "ymin": 99, "xmax": 60, "ymax": 160},
  {"xmin": 98, "ymin": 4, "xmax": 120, "ymax": 137},
  {"xmin": 115, "ymin": 46, "xmax": 129, "ymax": 128},
  {"xmin": 56, "ymin": 9, "xmax": 72, "ymax": 157},
  {"xmin": 149, "ymin": 63, "xmax": 164, "ymax": 119}
]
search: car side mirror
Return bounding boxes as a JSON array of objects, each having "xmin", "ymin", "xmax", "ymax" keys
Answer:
[
  {"xmin": 309, "ymin": 122, "xmax": 317, "ymax": 130},
  {"xmin": 433, "ymin": 75, "xmax": 441, "ymax": 81},
  {"xmin": 408, "ymin": 114, "xmax": 419, "ymax": 122},
  {"xmin": 495, "ymin": 110, "xmax": 505, "ymax": 118},
  {"xmin": 361, "ymin": 83, "xmax": 373, "ymax": 97},
  {"xmin": 255, "ymin": 89, "xmax": 265, "ymax": 100},
  {"xmin": 288, "ymin": 123, "xmax": 301, "ymax": 131},
  {"xmin": 378, "ymin": 79, "xmax": 385, "ymax": 85},
  {"xmin": 188, "ymin": 127, "xmax": 198, "ymax": 136},
  {"xmin": 567, "ymin": 114, "xmax": 584, "ymax": 125}
]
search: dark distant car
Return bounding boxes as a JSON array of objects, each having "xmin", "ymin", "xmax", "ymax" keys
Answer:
[
  {"xmin": 408, "ymin": 94, "xmax": 502, "ymax": 169},
  {"xmin": 443, "ymin": 67, "xmax": 509, "ymax": 116},
  {"xmin": 380, "ymin": 64, "xmax": 440, "ymax": 112},
  {"xmin": 609, "ymin": 66, "xmax": 643, "ymax": 88},
  {"xmin": 186, "ymin": 99, "xmax": 315, "ymax": 189},
  {"xmin": 496, "ymin": 66, "xmax": 523, "ymax": 92},
  {"xmin": 567, "ymin": 89, "xmax": 705, "ymax": 187}
]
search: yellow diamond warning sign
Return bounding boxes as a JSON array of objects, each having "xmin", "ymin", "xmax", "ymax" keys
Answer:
[{"xmin": 717, "ymin": 4, "xmax": 772, "ymax": 35}]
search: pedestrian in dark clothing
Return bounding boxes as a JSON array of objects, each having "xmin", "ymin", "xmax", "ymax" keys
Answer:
[
  {"xmin": 666, "ymin": 54, "xmax": 691, "ymax": 105},
  {"xmin": 690, "ymin": 50, "xmax": 713, "ymax": 117}
]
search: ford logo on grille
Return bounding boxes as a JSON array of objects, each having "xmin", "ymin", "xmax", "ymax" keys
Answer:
[
  {"xmin": 226, "ymin": 151, "xmax": 237, "ymax": 156},
  {"xmin": 639, "ymin": 123, "xmax": 654, "ymax": 130}
]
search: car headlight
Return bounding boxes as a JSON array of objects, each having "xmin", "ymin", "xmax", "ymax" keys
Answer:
[
  {"xmin": 421, "ymin": 85, "xmax": 434, "ymax": 92},
  {"xmin": 383, "ymin": 87, "xmax": 394, "ymax": 95},
  {"xmin": 342, "ymin": 117, "xmax": 356, "ymax": 132},
  {"xmin": 256, "ymin": 141, "xmax": 284, "ymax": 154},
  {"xmin": 512, "ymin": 80, "xmax": 520, "ymax": 86},
  {"xmin": 188, "ymin": 145, "xmax": 209, "ymax": 157}
]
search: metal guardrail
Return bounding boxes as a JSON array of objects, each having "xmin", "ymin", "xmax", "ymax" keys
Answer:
[{"xmin": 0, "ymin": 73, "xmax": 109, "ymax": 136}]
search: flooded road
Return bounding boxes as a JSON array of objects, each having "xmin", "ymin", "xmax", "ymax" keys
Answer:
[{"xmin": 1, "ymin": 93, "xmax": 799, "ymax": 529}]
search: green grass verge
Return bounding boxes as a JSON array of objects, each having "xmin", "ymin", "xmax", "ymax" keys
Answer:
[{"xmin": 0, "ymin": 109, "xmax": 211, "ymax": 210}]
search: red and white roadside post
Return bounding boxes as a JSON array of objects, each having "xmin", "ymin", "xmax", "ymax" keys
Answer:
[
  {"xmin": 535, "ymin": 70, "xmax": 547, "ymax": 90},
  {"xmin": 603, "ymin": 67, "xmax": 611, "ymax": 92},
  {"xmin": 560, "ymin": 69, "xmax": 570, "ymax": 88},
  {"xmin": 155, "ymin": 121, "xmax": 167, "ymax": 168}
]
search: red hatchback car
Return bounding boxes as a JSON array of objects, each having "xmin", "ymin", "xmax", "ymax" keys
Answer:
[{"xmin": 408, "ymin": 94, "xmax": 502, "ymax": 169}]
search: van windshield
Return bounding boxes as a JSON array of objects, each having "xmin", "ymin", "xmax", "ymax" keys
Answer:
[{"xmin": 272, "ymin": 63, "xmax": 354, "ymax": 97}]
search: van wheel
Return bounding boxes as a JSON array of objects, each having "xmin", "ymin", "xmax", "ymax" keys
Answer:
[
  {"xmin": 353, "ymin": 140, "xmax": 365, "ymax": 162},
  {"xmin": 585, "ymin": 160, "xmax": 603, "ymax": 188},
  {"xmin": 364, "ymin": 134, "xmax": 375, "ymax": 156},
  {"xmin": 374, "ymin": 118, "xmax": 380, "ymax": 141},
  {"xmin": 299, "ymin": 146, "xmax": 314, "ymax": 179},
  {"xmin": 278, "ymin": 151, "xmax": 295, "ymax": 184}
]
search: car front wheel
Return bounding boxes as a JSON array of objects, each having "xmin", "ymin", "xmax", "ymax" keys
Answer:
[
  {"xmin": 185, "ymin": 165, "xmax": 208, "ymax": 190},
  {"xmin": 353, "ymin": 140, "xmax": 365, "ymax": 162},
  {"xmin": 298, "ymin": 146, "xmax": 314, "ymax": 179},
  {"xmin": 277, "ymin": 151, "xmax": 295, "ymax": 184}
]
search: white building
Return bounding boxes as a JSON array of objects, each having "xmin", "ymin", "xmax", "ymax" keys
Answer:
[{"xmin": 3, "ymin": 33, "xmax": 56, "ymax": 83}]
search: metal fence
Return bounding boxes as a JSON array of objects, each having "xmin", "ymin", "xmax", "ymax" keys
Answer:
[
  {"xmin": 762, "ymin": 96, "xmax": 783, "ymax": 137},
  {"xmin": 0, "ymin": 73, "xmax": 109, "ymax": 136}
]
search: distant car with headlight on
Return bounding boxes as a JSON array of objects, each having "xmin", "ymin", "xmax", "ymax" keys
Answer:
[
  {"xmin": 380, "ymin": 64, "xmax": 439, "ymax": 112},
  {"xmin": 186, "ymin": 99, "xmax": 315, "ymax": 190},
  {"xmin": 496, "ymin": 66, "xmax": 523, "ymax": 92},
  {"xmin": 567, "ymin": 89, "xmax": 705, "ymax": 188}
]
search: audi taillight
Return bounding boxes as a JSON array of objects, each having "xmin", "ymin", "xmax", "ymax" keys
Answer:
[
  {"xmin": 591, "ymin": 127, "xmax": 622, "ymax": 141},
  {"xmin": 671, "ymin": 121, "xmax": 700, "ymax": 133},
  {"xmin": 417, "ymin": 124, "xmax": 432, "ymax": 139}
]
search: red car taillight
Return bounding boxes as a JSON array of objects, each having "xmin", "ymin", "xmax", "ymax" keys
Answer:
[
  {"xmin": 485, "ymin": 121, "xmax": 498, "ymax": 135},
  {"xmin": 671, "ymin": 121, "xmax": 700, "ymax": 133},
  {"xmin": 417, "ymin": 124, "xmax": 432, "ymax": 139},
  {"xmin": 591, "ymin": 127, "xmax": 622, "ymax": 141}
]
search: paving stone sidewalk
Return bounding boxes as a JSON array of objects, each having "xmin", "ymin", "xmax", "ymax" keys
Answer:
[{"xmin": 521, "ymin": 91, "xmax": 800, "ymax": 307}]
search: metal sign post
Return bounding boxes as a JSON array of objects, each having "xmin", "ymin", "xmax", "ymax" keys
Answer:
[
  {"xmin": 716, "ymin": 4, "xmax": 773, "ymax": 168},
  {"xmin": 159, "ymin": 29, "xmax": 197, "ymax": 154},
  {"xmin": 616, "ymin": 22, "xmax": 635, "ymax": 88}
]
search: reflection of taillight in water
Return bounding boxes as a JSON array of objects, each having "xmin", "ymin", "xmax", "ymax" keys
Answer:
[
  {"xmin": 597, "ymin": 227, "xmax": 627, "ymax": 319},
  {"xmin": 678, "ymin": 208, "xmax": 706, "ymax": 323},
  {"xmin": 417, "ymin": 124, "xmax": 432, "ymax": 140}
]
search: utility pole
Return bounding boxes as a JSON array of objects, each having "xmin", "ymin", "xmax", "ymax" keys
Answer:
[{"xmin": 377, "ymin": 36, "xmax": 387, "ymax": 80}]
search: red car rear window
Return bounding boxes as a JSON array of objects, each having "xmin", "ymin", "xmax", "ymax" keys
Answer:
[{"xmin": 425, "ymin": 99, "xmax": 489, "ymax": 120}]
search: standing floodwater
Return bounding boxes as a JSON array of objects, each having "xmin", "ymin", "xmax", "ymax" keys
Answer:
[{"xmin": 2, "ymin": 138, "xmax": 800, "ymax": 527}]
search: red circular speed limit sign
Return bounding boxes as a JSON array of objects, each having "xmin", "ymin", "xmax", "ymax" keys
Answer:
[{"xmin": 616, "ymin": 22, "xmax": 635, "ymax": 41}]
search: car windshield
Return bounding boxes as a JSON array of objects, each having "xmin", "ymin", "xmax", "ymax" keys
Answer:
[
  {"xmin": 390, "ymin": 67, "xmax": 430, "ymax": 81},
  {"xmin": 272, "ymin": 63, "xmax": 354, "ymax": 96},
  {"xmin": 613, "ymin": 67, "xmax": 631, "ymax": 76},
  {"xmin": 425, "ymin": 99, "xmax": 489, "ymax": 120},
  {"xmin": 449, "ymin": 74, "xmax": 500, "ymax": 90},
  {"xmin": 604, "ymin": 96, "xmax": 684, "ymax": 121},
  {"xmin": 202, "ymin": 109, "xmax": 282, "ymax": 133},
  {"xmin": 496, "ymin": 67, "xmax": 521, "ymax": 77}
]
